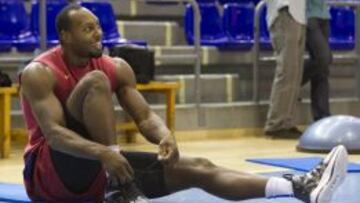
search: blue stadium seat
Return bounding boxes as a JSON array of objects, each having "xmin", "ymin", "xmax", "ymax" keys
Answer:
[
  {"xmin": 0, "ymin": 0, "xmax": 36, "ymax": 52},
  {"xmin": 223, "ymin": 2, "xmax": 254, "ymax": 48},
  {"xmin": 329, "ymin": 6, "xmax": 355, "ymax": 50},
  {"xmin": 221, "ymin": 0, "xmax": 270, "ymax": 50},
  {"xmin": 259, "ymin": 7, "xmax": 272, "ymax": 50},
  {"xmin": 0, "ymin": 0, "xmax": 23, "ymax": 52},
  {"xmin": 184, "ymin": 2, "xmax": 226, "ymax": 46},
  {"xmin": 29, "ymin": 0, "xmax": 68, "ymax": 49},
  {"xmin": 185, "ymin": 2, "xmax": 251, "ymax": 50},
  {"xmin": 81, "ymin": 0, "xmax": 147, "ymax": 47}
]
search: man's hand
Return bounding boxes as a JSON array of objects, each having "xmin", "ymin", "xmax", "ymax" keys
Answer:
[
  {"xmin": 100, "ymin": 150, "xmax": 134, "ymax": 184},
  {"xmin": 158, "ymin": 134, "xmax": 179, "ymax": 166}
]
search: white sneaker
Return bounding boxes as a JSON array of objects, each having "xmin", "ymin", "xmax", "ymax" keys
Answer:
[{"xmin": 284, "ymin": 145, "xmax": 348, "ymax": 203}]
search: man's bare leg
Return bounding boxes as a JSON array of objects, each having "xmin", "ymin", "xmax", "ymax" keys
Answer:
[
  {"xmin": 64, "ymin": 70, "xmax": 154, "ymax": 203},
  {"xmin": 164, "ymin": 145, "xmax": 348, "ymax": 203},
  {"xmin": 164, "ymin": 157, "xmax": 268, "ymax": 200},
  {"xmin": 50, "ymin": 71, "xmax": 118, "ymax": 193},
  {"xmin": 66, "ymin": 70, "xmax": 116, "ymax": 145}
]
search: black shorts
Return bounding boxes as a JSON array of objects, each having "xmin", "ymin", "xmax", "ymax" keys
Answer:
[
  {"xmin": 48, "ymin": 109, "xmax": 102, "ymax": 193},
  {"xmin": 50, "ymin": 110, "xmax": 169, "ymax": 198},
  {"xmin": 121, "ymin": 151, "xmax": 170, "ymax": 198}
]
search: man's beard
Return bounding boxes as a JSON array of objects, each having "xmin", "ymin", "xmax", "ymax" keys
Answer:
[{"xmin": 89, "ymin": 49, "xmax": 103, "ymax": 58}]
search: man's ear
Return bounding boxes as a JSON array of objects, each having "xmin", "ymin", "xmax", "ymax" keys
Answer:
[{"xmin": 60, "ymin": 30, "xmax": 71, "ymax": 44}]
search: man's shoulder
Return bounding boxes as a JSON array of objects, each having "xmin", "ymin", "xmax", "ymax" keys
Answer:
[
  {"xmin": 23, "ymin": 62, "xmax": 50, "ymax": 74},
  {"xmin": 21, "ymin": 62, "xmax": 54, "ymax": 84},
  {"xmin": 33, "ymin": 46, "xmax": 61, "ymax": 61},
  {"xmin": 110, "ymin": 57, "xmax": 127, "ymax": 67}
]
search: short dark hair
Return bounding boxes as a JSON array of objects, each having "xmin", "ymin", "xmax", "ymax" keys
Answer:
[{"xmin": 55, "ymin": 4, "xmax": 83, "ymax": 34}]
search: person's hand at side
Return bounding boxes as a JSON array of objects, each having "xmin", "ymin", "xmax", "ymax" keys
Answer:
[
  {"xmin": 158, "ymin": 134, "xmax": 179, "ymax": 166},
  {"xmin": 101, "ymin": 150, "xmax": 134, "ymax": 184}
]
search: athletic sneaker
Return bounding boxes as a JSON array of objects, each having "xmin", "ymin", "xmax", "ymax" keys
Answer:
[
  {"xmin": 121, "ymin": 181, "xmax": 149, "ymax": 203},
  {"xmin": 284, "ymin": 145, "xmax": 348, "ymax": 203},
  {"xmin": 104, "ymin": 180, "xmax": 149, "ymax": 203},
  {"xmin": 104, "ymin": 178, "xmax": 123, "ymax": 203}
]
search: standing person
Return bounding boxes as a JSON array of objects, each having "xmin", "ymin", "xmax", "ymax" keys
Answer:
[
  {"xmin": 264, "ymin": 0, "xmax": 307, "ymax": 138},
  {"xmin": 20, "ymin": 4, "xmax": 347, "ymax": 203},
  {"xmin": 302, "ymin": 0, "xmax": 332, "ymax": 121}
]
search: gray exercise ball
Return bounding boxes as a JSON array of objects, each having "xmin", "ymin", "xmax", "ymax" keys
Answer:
[{"xmin": 297, "ymin": 115, "xmax": 360, "ymax": 153}]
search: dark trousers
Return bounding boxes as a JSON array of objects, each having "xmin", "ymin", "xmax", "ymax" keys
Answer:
[{"xmin": 302, "ymin": 18, "xmax": 332, "ymax": 121}]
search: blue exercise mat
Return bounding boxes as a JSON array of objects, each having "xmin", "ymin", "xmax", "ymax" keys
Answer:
[
  {"xmin": 1, "ymin": 172, "xmax": 360, "ymax": 203},
  {"xmin": 0, "ymin": 182, "xmax": 29, "ymax": 203},
  {"xmin": 247, "ymin": 157, "xmax": 360, "ymax": 173}
]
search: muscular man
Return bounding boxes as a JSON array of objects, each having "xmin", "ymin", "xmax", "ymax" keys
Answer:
[{"xmin": 20, "ymin": 4, "xmax": 347, "ymax": 203}]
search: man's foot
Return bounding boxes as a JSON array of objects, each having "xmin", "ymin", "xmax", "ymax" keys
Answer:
[
  {"xmin": 284, "ymin": 145, "xmax": 348, "ymax": 203},
  {"xmin": 265, "ymin": 127, "xmax": 303, "ymax": 139},
  {"xmin": 105, "ymin": 180, "xmax": 149, "ymax": 203}
]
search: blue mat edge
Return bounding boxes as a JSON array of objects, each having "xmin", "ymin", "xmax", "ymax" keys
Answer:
[{"xmin": 0, "ymin": 198, "xmax": 29, "ymax": 203}]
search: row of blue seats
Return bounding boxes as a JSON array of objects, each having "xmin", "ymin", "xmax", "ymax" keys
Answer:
[
  {"xmin": 0, "ymin": 0, "xmax": 356, "ymax": 52},
  {"xmin": 0, "ymin": 0, "xmax": 146, "ymax": 52},
  {"xmin": 184, "ymin": 1, "xmax": 355, "ymax": 50}
]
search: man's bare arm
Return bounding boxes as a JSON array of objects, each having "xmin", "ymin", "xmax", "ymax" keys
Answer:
[
  {"xmin": 21, "ymin": 63, "xmax": 111, "ymax": 160},
  {"xmin": 21, "ymin": 63, "xmax": 134, "ymax": 182},
  {"xmin": 113, "ymin": 58, "xmax": 171, "ymax": 144}
]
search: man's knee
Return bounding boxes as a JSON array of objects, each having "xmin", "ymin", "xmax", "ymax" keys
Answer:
[
  {"xmin": 167, "ymin": 157, "xmax": 215, "ymax": 173},
  {"xmin": 185, "ymin": 157, "xmax": 216, "ymax": 171},
  {"xmin": 195, "ymin": 157, "xmax": 215, "ymax": 167},
  {"xmin": 65, "ymin": 70, "xmax": 111, "ymax": 121},
  {"xmin": 164, "ymin": 157, "xmax": 217, "ymax": 190},
  {"xmin": 82, "ymin": 70, "xmax": 111, "ymax": 91}
]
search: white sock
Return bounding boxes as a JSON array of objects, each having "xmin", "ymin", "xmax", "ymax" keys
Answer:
[{"xmin": 265, "ymin": 177, "xmax": 294, "ymax": 198}]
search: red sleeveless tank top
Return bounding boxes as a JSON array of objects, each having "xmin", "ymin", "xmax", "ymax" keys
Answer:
[{"xmin": 21, "ymin": 46, "xmax": 118, "ymax": 155}]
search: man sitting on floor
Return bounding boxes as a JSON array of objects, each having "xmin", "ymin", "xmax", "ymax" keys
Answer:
[{"xmin": 20, "ymin": 4, "xmax": 348, "ymax": 203}]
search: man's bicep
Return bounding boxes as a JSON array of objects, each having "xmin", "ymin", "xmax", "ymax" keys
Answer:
[
  {"xmin": 30, "ymin": 93, "xmax": 66, "ymax": 132},
  {"xmin": 21, "ymin": 64, "xmax": 66, "ymax": 136}
]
